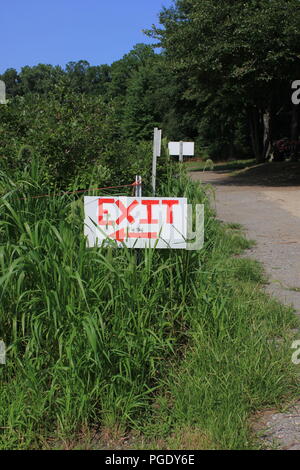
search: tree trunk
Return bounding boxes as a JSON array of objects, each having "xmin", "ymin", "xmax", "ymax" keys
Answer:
[
  {"xmin": 249, "ymin": 107, "xmax": 264, "ymax": 163},
  {"xmin": 262, "ymin": 109, "xmax": 271, "ymax": 161}
]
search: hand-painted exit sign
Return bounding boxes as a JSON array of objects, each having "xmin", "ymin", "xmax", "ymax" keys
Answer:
[{"xmin": 84, "ymin": 196, "xmax": 187, "ymax": 249}]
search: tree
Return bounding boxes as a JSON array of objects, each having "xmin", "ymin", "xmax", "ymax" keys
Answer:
[
  {"xmin": 18, "ymin": 64, "xmax": 64, "ymax": 95},
  {"xmin": 109, "ymin": 44, "xmax": 156, "ymax": 99},
  {"xmin": 0, "ymin": 68, "xmax": 20, "ymax": 98},
  {"xmin": 65, "ymin": 60, "xmax": 111, "ymax": 94},
  {"xmin": 149, "ymin": 0, "xmax": 300, "ymax": 162}
]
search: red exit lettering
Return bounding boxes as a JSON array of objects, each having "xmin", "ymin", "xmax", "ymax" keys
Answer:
[{"xmin": 98, "ymin": 198, "xmax": 179, "ymax": 227}]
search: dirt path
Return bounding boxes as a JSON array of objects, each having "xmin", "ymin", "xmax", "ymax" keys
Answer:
[
  {"xmin": 190, "ymin": 167, "xmax": 300, "ymax": 450},
  {"xmin": 190, "ymin": 170, "xmax": 300, "ymax": 316}
]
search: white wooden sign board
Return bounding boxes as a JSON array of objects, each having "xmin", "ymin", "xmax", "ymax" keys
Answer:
[
  {"xmin": 155, "ymin": 129, "xmax": 162, "ymax": 157},
  {"xmin": 84, "ymin": 196, "xmax": 187, "ymax": 249},
  {"xmin": 152, "ymin": 128, "xmax": 162, "ymax": 196},
  {"xmin": 168, "ymin": 142, "xmax": 194, "ymax": 156},
  {"xmin": 0, "ymin": 81, "xmax": 6, "ymax": 104}
]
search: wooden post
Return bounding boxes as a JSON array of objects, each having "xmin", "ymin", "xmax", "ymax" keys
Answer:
[
  {"xmin": 135, "ymin": 175, "xmax": 142, "ymax": 198},
  {"xmin": 152, "ymin": 128, "xmax": 158, "ymax": 196},
  {"xmin": 135, "ymin": 175, "xmax": 142, "ymax": 264},
  {"xmin": 152, "ymin": 128, "xmax": 162, "ymax": 196},
  {"xmin": 179, "ymin": 141, "xmax": 184, "ymax": 163}
]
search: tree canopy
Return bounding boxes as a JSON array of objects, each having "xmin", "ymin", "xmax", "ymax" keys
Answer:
[
  {"xmin": 148, "ymin": 0, "xmax": 300, "ymax": 161},
  {"xmin": 1, "ymin": 0, "xmax": 300, "ymax": 166}
]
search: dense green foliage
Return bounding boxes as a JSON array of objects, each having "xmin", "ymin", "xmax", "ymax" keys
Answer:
[
  {"xmin": 0, "ymin": 90, "xmax": 155, "ymax": 190},
  {"xmin": 148, "ymin": 0, "xmax": 300, "ymax": 161},
  {"xmin": 0, "ymin": 160, "xmax": 297, "ymax": 449},
  {"xmin": 2, "ymin": 1, "xmax": 300, "ymax": 162},
  {"xmin": 0, "ymin": 45, "xmax": 175, "ymax": 188}
]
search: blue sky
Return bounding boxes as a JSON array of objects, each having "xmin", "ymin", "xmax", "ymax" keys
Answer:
[{"xmin": 1, "ymin": 0, "xmax": 173, "ymax": 73}]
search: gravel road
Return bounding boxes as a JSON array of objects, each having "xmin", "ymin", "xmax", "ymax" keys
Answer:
[{"xmin": 190, "ymin": 169, "xmax": 300, "ymax": 315}]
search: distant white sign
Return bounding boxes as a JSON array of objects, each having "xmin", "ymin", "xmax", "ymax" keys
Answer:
[
  {"xmin": 0, "ymin": 341, "xmax": 6, "ymax": 365},
  {"xmin": 84, "ymin": 196, "xmax": 187, "ymax": 249},
  {"xmin": 0, "ymin": 81, "xmax": 6, "ymax": 104},
  {"xmin": 168, "ymin": 142, "xmax": 195, "ymax": 157}
]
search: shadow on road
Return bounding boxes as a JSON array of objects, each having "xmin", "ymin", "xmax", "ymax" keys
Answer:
[{"xmin": 195, "ymin": 162, "xmax": 300, "ymax": 187}]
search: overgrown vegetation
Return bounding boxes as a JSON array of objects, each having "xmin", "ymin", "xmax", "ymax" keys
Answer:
[
  {"xmin": 2, "ymin": 0, "xmax": 300, "ymax": 162},
  {"xmin": 0, "ymin": 157, "xmax": 298, "ymax": 449},
  {"xmin": 1, "ymin": 0, "xmax": 300, "ymax": 451}
]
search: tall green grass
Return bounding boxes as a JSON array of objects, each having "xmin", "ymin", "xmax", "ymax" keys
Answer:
[
  {"xmin": 0, "ymin": 160, "xmax": 209, "ymax": 448},
  {"xmin": 140, "ymin": 226, "xmax": 299, "ymax": 449},
  {"xmin": 0, "ymin": 159, "xmax": 298, "ymax": 449}
]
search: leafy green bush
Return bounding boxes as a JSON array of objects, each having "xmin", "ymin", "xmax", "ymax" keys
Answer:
[{"xmin": 0, "ymin": 92, "xmax": 154, "ymax": 191}]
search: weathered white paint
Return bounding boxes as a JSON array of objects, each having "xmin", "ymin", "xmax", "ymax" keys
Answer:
[{"xmin": 84, "ymin": 196, "xmax": 188, "ymax": 249}]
